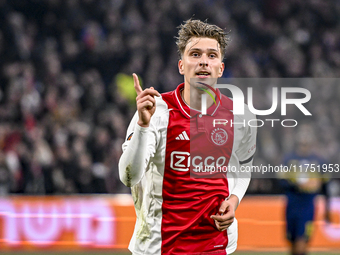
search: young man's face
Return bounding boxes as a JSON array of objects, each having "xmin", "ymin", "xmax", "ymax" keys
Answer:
[{"xmin": 178, "ymin": 37, "xmax": 225, "ymax": 88}]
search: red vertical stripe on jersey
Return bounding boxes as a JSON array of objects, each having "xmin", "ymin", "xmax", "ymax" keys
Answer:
[{"xmin": 160, "ymin": 84, "xmax": 234, "ymax": 255}]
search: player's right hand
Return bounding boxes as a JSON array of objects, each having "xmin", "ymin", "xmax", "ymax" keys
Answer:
[{"xmin": 133, "ymin": 73, "xmax": 160, "ymax": 128}]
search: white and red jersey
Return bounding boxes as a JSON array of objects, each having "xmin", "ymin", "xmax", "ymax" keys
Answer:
[{"xmin": 119, "ymin": 83, "xmax": 257, "ymax": 255}]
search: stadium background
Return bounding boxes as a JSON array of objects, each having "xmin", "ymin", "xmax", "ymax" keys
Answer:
[{"xmin": 0, "ymin": 0, "xmax": 339, "ymax": 254}]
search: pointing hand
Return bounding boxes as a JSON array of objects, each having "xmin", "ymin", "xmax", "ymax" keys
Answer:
[{"xmin": 133, "ymin": 73, "xmax": 160, "ymax": 127}]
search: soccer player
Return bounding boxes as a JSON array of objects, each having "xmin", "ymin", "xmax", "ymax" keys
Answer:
[
  {"xmin": 280, "ymin": 125, "xmax": 330, "ymax": 255},
  {"xmin": 119, "ymin": 19, "xmax": 257, "ymax": 255}
]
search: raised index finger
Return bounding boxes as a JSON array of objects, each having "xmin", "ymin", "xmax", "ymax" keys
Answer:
[{"xmin": 133, "ymin": 73, "xmax": 142, "ymax": 96}]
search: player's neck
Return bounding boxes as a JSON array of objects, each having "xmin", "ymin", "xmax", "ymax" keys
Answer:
[{"xmin": 182, "ymin": 85, "xmax": 214, "ymax": 111}]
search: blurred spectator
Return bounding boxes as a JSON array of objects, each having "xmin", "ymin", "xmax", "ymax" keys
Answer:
[
  {"xmin": 0, "ymin": 0, "xmax": 338, "ymax": 194},
  {"xmin": 0, "ymin": 151, "xmax": 11, "ymax": 195},
  {"xmin": 278, "ymin": 124, "xmax": 331, "ymax": 255}
]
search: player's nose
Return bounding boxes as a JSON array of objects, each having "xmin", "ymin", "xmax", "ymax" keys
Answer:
[
  {"xmin": 199, "ymin": 54, "xmax": 209, "ymax": 67},
  {"xmin": 199, "ymin": 59, "xmax": 208, "ymax": 67}
]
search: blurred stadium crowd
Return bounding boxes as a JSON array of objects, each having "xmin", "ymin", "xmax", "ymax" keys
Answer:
[{"xmin": 0, "ymin": 0, "xmax": 339, "ymax": 195}]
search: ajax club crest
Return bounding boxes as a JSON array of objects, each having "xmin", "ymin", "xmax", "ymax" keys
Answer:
[{"xmin": 211, "ymin": 128, "xmax": 228, "ymax": 146}]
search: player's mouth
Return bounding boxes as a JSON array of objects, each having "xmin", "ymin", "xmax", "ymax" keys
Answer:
[{"xmin": 196, "ymin": 71, "xmax": 211, "ymax": 78}]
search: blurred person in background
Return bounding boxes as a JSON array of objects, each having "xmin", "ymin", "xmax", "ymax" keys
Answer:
[
  {"xmin": 0, "ymin": 0, "xmax": 337, "ymax": 197},
  {"xmin": 0, "ymin": 151, "xmax": 11, "ymax": 195},
  {"xmin": 279, "ymin": 124, "xmax": 331, "ymax": 255}
]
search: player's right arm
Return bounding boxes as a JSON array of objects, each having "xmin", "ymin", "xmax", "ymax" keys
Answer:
[{"xmin": 118, "ymin": 73, "xmax": 160, "ymax": 187}]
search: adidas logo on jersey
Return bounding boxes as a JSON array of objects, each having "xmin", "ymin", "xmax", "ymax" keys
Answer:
[{"xmin": 175, "ymin": 131, "xmax": 189, "ymax": 140}]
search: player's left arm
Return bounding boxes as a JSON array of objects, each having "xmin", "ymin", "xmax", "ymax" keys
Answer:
[{"xmin": 231, "ymin": 108, "xmax": 257, "ymax": 203}]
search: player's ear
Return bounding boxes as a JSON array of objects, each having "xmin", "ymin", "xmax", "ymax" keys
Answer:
[
  {"xmin": 178, "ymin": 59, "xmax": 184, "ymax": 75},
  {"xmin": 218, "ymin": 62, "xmax": 225, "ymax": 77}
]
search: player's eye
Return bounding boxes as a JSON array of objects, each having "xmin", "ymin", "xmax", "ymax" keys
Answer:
[
  {"xmin": 209, "ymin": 53, "xmax": 217, "ymax": 58},
  {"xmin": 191, "ymin": 52, "xmax": 200, "ymax": 57}
]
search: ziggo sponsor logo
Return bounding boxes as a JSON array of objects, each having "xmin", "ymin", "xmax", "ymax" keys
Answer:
[
  {"xmin": 170, "ymin": 151, "xmax": 227, "ymax": 172},
  {"xmin": 0, "ymin": 199, "xmax": 115, "ymax": 246}
]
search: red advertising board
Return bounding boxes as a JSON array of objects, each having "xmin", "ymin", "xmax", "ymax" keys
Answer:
[{"xmin": 0, "ymin": 195, "xmax": 339, "ymax": 252}]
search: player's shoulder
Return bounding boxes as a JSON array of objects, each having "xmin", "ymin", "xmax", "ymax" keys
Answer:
[
  {"xmin": 154, "ymin": 90, "xmax": 174, "ymax": 111},
  {"xmin": 155, "ymin": 87, "xmax": 183, "ymax": 113},
  {"xmin": 159, "ymin": 89, "xmax": 178, "ymax": 108},
  {"xmin": 153, "ymin": 96, "xmax": 168, "ymax": 117},
  {"xmin": 241, "ymin": 101, "xmax": 256, "ymax": 122},
  {"xmin": 308, "ymin": 153, "xmax": 326, "ymax": 164},
  {"xmin": 161, "ymin": 89, "xmax": 174, "ymax": 98},
  {"xmin": 150, "ymin": 93, "xmax": 174, "ymax": 128},
  {"xmin": 283, "ymin": 152, "xmax": 298, "ymax": 163},
  {"xmin": 284, "ymin": 152, "xmax": 324, "ymax": 162}
]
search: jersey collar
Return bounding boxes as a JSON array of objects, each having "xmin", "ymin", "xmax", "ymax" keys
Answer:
[{"xmin": 174, "ymin": 83, "xmax": 222, "ymax": 118}]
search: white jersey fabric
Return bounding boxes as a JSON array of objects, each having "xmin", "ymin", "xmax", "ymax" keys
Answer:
[{"xmin": 119, "ymin": 83, "xmax": 257, "ymax": 255}]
